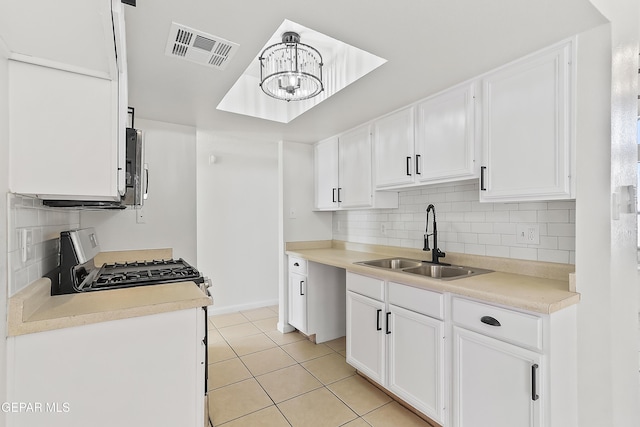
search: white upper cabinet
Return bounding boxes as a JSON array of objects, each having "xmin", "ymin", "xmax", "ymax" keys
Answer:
[
  {"xmin": 373, "ymin": 82, "xmax": 478, "ymax": 190},
  {"xmin": 0, "ymin": 0, "xmax": 120, "ymax": 79},
  {"xmin": 339, "ymin": 125, "xmax": 375, "ymax": 208},
  {"xmin": 480, "ymin": 40, "xmax": 574, "ymax": 202},
  {"xmin": 314, "ymin": 137, "xmax": 340, "ymax": 210},
  {"xmin": 5, "ymin": 0, "xmax": 128, "ymax": 201},
  {"xmin": 314, "ymin": 126, "xmax": 398, "ymax": 211},
  {"xmin": 373, "ymin": 107, "xmax": 416, "ymax": 188},
  {"xmin": 415, "ymin": 83, "xmax": 477, "ymax": 184}
]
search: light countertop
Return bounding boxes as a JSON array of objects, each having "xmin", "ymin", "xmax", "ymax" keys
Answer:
[
  {"xmin": 8, "ymin": 249, "xmax": 212, "ymax": 337},
  {"xmin": 286, "ymin": 241, "xmax": 579, "ymax": 314}
]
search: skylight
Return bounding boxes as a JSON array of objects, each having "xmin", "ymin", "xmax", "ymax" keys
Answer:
[{"xmin": 217, "ymin": 19, "xmax": 387, "ymax": 124}]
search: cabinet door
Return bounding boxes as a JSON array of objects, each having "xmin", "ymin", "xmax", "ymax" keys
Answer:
[
  {"xmin": 314, "ymin": 137, "xmax": 340, "ymax": 210},
  {"xmin": 388, "ymin": 304, "xmax": 445, "ymax": 424},
  {"xmin": 416, "ymin": 83, "xmax": 477, "ymax": 184},
  {"xmin": 480, "ymin": 42, "xmax": 572, "ymax": 202},
  {"xmin": 288, "ymin": 272, "xmax": 307, "ymax": 333},
  {"xmin": 9, "ymin": 61, "xmax": 120, "ymax": 200},
  {"xmin": 346, "ymin": 291, "xmax": 386, "ymax": 385},
  {"xmin": 373, "ymin": 107, "xmax": 415, "ymax": 188},
  {"xmin": 452, "ymin": 326, "xmax": 542, "ymax": 427},
  {"xmin": 339, "ymin": 126, "xmax": 373, "ymax": 208}
]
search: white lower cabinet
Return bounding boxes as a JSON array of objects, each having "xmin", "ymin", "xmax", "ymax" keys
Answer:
[
  {"xmin": 452, "ymin": 326, "xmax": 542, "ymax": 427},
  {"xmin": 288, "ymin": 271, "xmax": 308, "ymax": 333},
  {"xmin": 388, "ymin": 304, "xmax": 445, "ymax": 422},
  {"xmin": 345, "ymin": 272, "xmax": 577, "ymax": 427},
  {"xmin": 288, "ymin": 257, "xmax": 346, "ymax": 343},
  {"xmin": 346, "ymin": 290, "xmax": 386, "ymax": 384},
  {"xmin": 346, "ymin": 272, "xmax": 445, "ymax": 425},
  {"xmin": 6, "ymin": 308, "xmax": 206, "ymax": 427}
]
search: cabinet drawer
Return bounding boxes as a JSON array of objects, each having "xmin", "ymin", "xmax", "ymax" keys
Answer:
[
  {"xmin": 452, "ymin": 297, "xmax": 542, "ymax": 350},
  {"xmin": 388, "ymin": 282, "xmax": 443, "ymax": 319},
  {"xmin": 288, "ymin": 257, "xmax": 308, "ymax": 275},
  {"xmin": 346, "ymin": 272, "xmax": 384, "ymax": 301}
]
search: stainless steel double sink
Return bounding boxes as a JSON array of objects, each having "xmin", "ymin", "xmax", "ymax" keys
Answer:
[{"xmin": 355, "ymin": 257, "xmax": 492, "ymax": 281}]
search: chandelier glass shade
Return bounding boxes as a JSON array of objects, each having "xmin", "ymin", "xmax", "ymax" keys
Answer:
[{"xmin": 259, "ymin": 32, "xmax": 324, "ymax": 102}]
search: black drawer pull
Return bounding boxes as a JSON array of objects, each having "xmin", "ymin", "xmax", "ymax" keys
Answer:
[
  {"xmin": 386, "ymin": 312, "xmax": 391, "ymax": 334},
  {"xmin": 293, "ymin": 262, "xmax": 299, "ymax": 267},
  {"xmin": 481, "ymin": 316, "xmax": 501, "ymax": 327},
  {"xmin": 376, "ymin": 309, "xmax": 382, "ymax": 331},
  {"xmin": 531, "ymin": 364, "xmax": 539, "ymax": 401},
  {"xmin": 299, "ymin": 281, "xmax": 304, "ymax": 296}
]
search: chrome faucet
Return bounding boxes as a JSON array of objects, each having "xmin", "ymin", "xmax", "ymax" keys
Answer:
[{"xmin": 423, "ymin": 204, "xmax": 446, "ymax": 264}]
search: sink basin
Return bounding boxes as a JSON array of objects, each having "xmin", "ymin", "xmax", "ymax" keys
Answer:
[
  {"xmin": 358, "ymin": 258, "xmax": 423, "ymax": 270},
  {"xmin": 355, "ymin": 257, "xmax": 493, "ymax": 281},
  {"xmin": 403, "ymin": 264, "xmax": 493, "ymax": 280}
]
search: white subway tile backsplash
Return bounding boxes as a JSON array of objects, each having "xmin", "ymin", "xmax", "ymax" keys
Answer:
[
  {"xmin": 538, "ymin": 209, "xmax": 570, "ymax": 223},
  {"xmin": 7, "ymin": 194, "xmax": 80, "ymax": 296},
  {"xmin": 509, "ymin": 210, "xmax": 537, "ymax": 223},
  {"xmin": 333, "ymin": 182, "xmax": 576, "ymax": 264}
]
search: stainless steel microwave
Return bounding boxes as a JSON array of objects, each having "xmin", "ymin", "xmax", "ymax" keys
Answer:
[{"xmin": 123, "ymin": 127, "xmax": 148, "ymax": 207}]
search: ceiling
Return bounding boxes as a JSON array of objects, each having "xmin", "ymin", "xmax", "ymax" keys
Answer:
[{"xmin": 124, "ymin": 0, "xmax": 606, "ymax": 144}]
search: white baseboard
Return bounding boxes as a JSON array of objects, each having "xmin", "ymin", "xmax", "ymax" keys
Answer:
[{"xmin": 207, "ymin": 298, "xmax": 279, "ymax": 316}]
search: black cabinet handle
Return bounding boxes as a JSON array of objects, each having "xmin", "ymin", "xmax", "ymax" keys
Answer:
[
  {"xmin": 386, "ymin": 312, "xmax": 391, "ymax": 334},
  {"xmin": 376, "ymin": 309, "xmax": 382, "ymax": 331},
  {"xmin": 337, "ymin": 188, "xmax": 342, "ymax": 203},
  {"xmin": 293, "ymin": 262, "xmax": 299, "ymax": 267},
  {"xmin": 406, "ymin": 157, "xmax": 412, "ymax": 176},
  {"xmin": 531, "ymin": 364, "xmax": 539, "ymax": 401},
  {"xmin": 481, "ymin": 316, "xmax": 501, "ymax": 327},
  {"xmin": 480, "ymin": 166, "xmax": 487, "ymax": 191},
  {"xmin": 299, "ymin": 280, "xmax": 304, "ymax": 296},
  {"xmin": 332, "ymin": 188, "xmax": 336, "ymax": 203},
  {"xmin": 415, "ymin": 154, "xmax": 421, "ymax": 175}
]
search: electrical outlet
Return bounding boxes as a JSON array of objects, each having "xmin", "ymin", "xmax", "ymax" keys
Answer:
[
  {"xmin": 136, "ymin": 207, "xmax": 146, "ymax": 224},
  {"xmin": 380, "ymin": 223, "xmax": 387, "ymax": 235},
  {"xmin": 516, "ymin": 224, "xmax": 540, "ymax": 244}
]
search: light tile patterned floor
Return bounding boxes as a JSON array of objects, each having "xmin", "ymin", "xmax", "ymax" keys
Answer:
[{"xmin": 207, "ymin": 306, "xmax": 436, "ymax": 427}]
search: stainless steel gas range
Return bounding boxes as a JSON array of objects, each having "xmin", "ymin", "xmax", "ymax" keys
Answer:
[{"xmin": 50, "ymin": 228, "xmax": 206, "ymax": 295}]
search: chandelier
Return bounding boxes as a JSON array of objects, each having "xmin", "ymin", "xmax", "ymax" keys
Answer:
[{"xmin": 258, "ymin": 31, "xmax": 324, "ymax": 102}]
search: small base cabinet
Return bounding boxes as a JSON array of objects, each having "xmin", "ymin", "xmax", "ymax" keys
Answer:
[
  {"xmin": 451, "ymin": 296, "xmax": 578, "ymax": 427},
  {"xmin": 346, "ymin": 272, "xmax": 446, "ymax": 425},
  {"xmin": 288, "ymin": 257, "xmax": 346, "ymax": 343},
  {"xmin": 6, "ymin": 308, "xmax": 206, "ymax": 427}
]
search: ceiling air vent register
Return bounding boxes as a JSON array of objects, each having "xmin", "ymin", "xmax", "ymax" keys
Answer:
[{"xmin": 165, "ymin": 22, "xmax": 239, "ymax": 70}]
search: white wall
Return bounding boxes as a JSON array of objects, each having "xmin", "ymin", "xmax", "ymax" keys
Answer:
[
  {"xmin": 81, "ymin": 119, "xmax": 197, "ymax": 263},
  {"xmin": 196, "ymin": 131, "xmax": 279, "ymax": 314},
  {"xmin": 334, "ymin": 182, "xmax": 576, "ymax": 264},
  {"xmin": 0, "ymin": 34, "xmax": 10, "ymax": 425},
  {"xmin": 574, "ymin": 12, "xmax": 640, "ymax": 427},
  {"xmin": 281, "ymin": 141, "xmax": 333, "ymax": 242}
]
